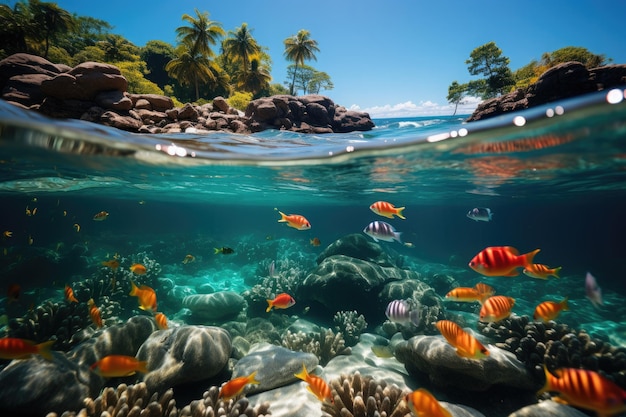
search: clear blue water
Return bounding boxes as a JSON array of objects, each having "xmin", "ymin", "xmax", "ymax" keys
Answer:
[{"xmin": 1, "ymin": 89, "xmax": 626, "ymax": 415}]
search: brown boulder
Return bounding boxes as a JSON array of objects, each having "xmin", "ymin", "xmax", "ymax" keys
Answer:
[
  {"xmin": 212, "ymin": 96, "xmax": 230, "ymax": 113},
  {"xmin": 41, "ymin": 62, "xmax": 127, "ymax": 101},
  {"xmin": 2, "ymin": 73, "xmax": 52, "ymax": 107},
  {"xmin": 0, "ymin": 53, "xmax": 63, "ymax": 89},
  {"xmin": 128, "ymin": 93, "xmax": 173, "ymax": 112},
  {"xmin": 99, "ymin": 111, "xmax": 142, "ymax": 132},
  {"xmin": 95, "ymin": 90, "xmax": 132, "ymax": 111}
]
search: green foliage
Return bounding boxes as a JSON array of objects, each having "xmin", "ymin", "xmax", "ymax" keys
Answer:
[
  {"xmin": 141, "ymin": 40, "xmax": 176, "ymax": 88},
  {"xmin": 222, "ymin": 23, "xmax": 260, "ymax": 73},
  {"xmin": 57, "ymin": 16, "xmax": 112, "ymax": 56},
  {"xmin": 46, "ymin": 45, "xmax": 72, "ymax": 65},
  {"xmin": 465, "ymin": 41, "xmax": 515, "ymax": 98},
  {"xmin": 226, "ymin": 91, "xmax": 252, "ymax": 111},
  {"xmin": 115, "ymin": 60, "xmax": 164, "ymax": 95},
  {"xmin": 541, "ymin": 46, "xmax": 608, "ymax": 69},
  {"xmin": 283, "ymin": 29, "xmax": 320, "ymax": 95},
  {"xmin": 269, "ymin": 83, "xmax": 289, "ymax": 96},
  {"xmin": 176, "ymin": 8, "xmax": 224, "ymax": 57},
  {"xmin": 286, "ymin": 63, "xmax": 332, "ymax": 95},
  {"xmin": 447, "ymin": 81, "xmax": 468, "ymax": 116},
  {"xmin": 72, "ymin": 45, "xmax": 105, "ymax": 65},
  {"xmin": 30, "ymin": 0, "xmax": 76, "ymax": 58},
  {"xmin": 99, "ymin": 34, "xmax": 140, "ymax": 62}
]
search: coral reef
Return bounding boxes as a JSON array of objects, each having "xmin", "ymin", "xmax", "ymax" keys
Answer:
[
  {"xmin": 333, "ymin": 310, "xmax": 367, "ymax": 347},
  {"xmin": 281, "ymin": 328, "xmax": 350, "ymax": 366},
  {"xmin": 222, "ymin": 318, "xmax": 283, "ymax": 346},
  {"xmin": 179, "ymin": 386, "xmax": 271, "ymax": 417},
  {"xmin": 321, "ymin": 371, "xmax": 411, "ymax": 417}
]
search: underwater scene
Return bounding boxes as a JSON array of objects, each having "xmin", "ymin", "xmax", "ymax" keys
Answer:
[{"xmin": 1, "ymin": 89, "xmax": 626, "ymax": 417}]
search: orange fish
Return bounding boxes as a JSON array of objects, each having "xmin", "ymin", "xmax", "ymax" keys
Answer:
[
  {"xmin": 154, "ymin": 312, "xmax": 168, "ymax": 330},
  {"xmin": 129, "ymin": 281, "xmax": 157, "ymax": 312},
  {"xmin": 435, "ymin": 320, "xmax": 489, "ymax": 359},
  {"xmin": 88, "ymin": 298, "xmax": 103, "ymax": 328},
  {"xmin": 0, "ymin": 337, "xmax": 54, "ymax": 361},
  {"xmin": 7, "ymin": 283, "xmax": 20, "ymax": 303},
  {"xmin": 90, "ymin": 355, "xmax": 148, "ymax": 377},
  {"xmin": 479, "ymin": 295, "xmax": 515, "ymax": 322},
  {"xmin": 93, "ymin": 211, "xmax": 109, "ymax": 221},
  {"xmin": 101, "ymin": 259, "xmax": 120, "ymax": 270},
  {"xmin": 3, "ymin": 230, "xmax": 12, "ymax": 238},
  {"xmin": 474, "ymin": 282, "xmax": 495, "ymax": 300},
  {"xmin": 218, "ymin": 371, "xmax": 260, "ymax": 401},
  {"xmin": 129, "ymin": 263, "xmax": 147, "ymax": 275},
  {"xmin": 523, "ymin": 263, "xmax": 562, "ymax": 280},
  {"xmin": 64, "ymin": 285, "xmax": 78, "ymax": 303},
  {"xmin": 469, "ymin": 246, "xmax": 540, "ymax": 277},
  {"xmin": 534, "ymin": 298, "xmax": 569, "ymax": 322},
  {"xmin": 266, "ymin": 293, "xmax": 296, "ymax": 312},
  {"xmin": 310, "ymin": 237, "xmax": 321, "ymax": 246},
  {"xmin": 445, "ymin": 287, "xmax": 483, "ymax": 303},
  {"xmin": 294, "ymin": 364, "xmax": 333, "ymax": 403},
  {"xmin": 182, "ymin": 254, "xmax": 195, "ymax": 264},
  {"xmin": 276, "ymin": 209, "xmax": 311, "ymax": 230},
  {"xmin": 538, "ymin": 365, "xmax": 626, "ymax": 417},
  {"xmin": 369, "ymin": 201, "xmax": 406, "ymax": 219},
  {"xmin": 405, "ymin": 388, "xmax": 452, "ymax": 417}
]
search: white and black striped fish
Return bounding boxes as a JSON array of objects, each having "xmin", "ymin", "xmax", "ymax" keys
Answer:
[
  {"xmin": 385, "ymin": 300, "xmax": 420, "ymax": 326},
  {"xmin": 363, "ymin": 221, "xmax": 402, "ymax": 243}
]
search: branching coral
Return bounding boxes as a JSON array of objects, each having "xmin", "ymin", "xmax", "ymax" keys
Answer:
[
  {"xmin": 178, "ymin": 386, "xmax": 271, "ymax": 417},
  {"xmin": 333, "ymin": 310, "xmax": 367, "ymax": 347},
  {"xmin": 321, "ymin": 371, "xmax": 411, "ymax": 417},
  {"xmin": 281, "ymin": 328, "xmax": 350, "ymax": 366}
]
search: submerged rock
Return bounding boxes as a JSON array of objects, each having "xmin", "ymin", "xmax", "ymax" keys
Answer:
[
  {"xmin": 508, "ymin": 400, "xmax": 589, "ymax": 417},
  {"xmin": 137, "ymin": 325, "xmax": 231, "ymax": 393},
  {"xmin": 182, "ymin": 291, "xmax": 246, "ymax": 320},
  {"xmin": 316, "ymin": 233, "xmax": 398, "ymax": 267}
]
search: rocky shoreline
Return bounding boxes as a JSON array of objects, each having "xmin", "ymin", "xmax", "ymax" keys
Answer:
[
  {"xmin": 468, "ymin": 61, "xmax": 626, "ymax": 122},
  {"xmin": 0, "ymin": 53, "xmax": 374, "ymax": 135}
]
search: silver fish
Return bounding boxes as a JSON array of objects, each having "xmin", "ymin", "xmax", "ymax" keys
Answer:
[
  {"xmin": 385, "ymin": 300, "xmax": 420, "ymax": 326},
  {"xmin": 268, "ymin": 260, "xmax": 275, "ymax": 278},
  {"xmin": 363, "ymin": 221, "xmax": 402, "ymax": 243},
  {"xmin": 585, "ymin": 272, "xmax": 603, "ymax": 309},
  {"xmin": 467, "ymin": 207, "xmax": 493, "ymax": 222}
]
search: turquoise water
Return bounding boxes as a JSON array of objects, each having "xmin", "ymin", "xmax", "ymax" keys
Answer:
[{"xmin": 1, "ymin": 89, "xmax": 626, "ymax": 416}]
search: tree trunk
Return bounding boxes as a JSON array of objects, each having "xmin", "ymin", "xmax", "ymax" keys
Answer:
[
  {"xmin": 194, "ymin": 76, "xmax": 199, "ymax": 101},
  {"xmin": 452, "ymin": 101, "xmax": 459, "ymax": 116},
  {"xmin": 290, "ymin": 62, "xmax": 299, "ymax": 96}
]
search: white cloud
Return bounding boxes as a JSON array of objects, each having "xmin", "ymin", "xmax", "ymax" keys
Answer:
[{"xmin": 351, "ymin": 96, "xmax": 482, "ymax": 118}]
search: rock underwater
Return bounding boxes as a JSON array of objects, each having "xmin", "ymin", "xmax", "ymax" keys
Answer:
[{"xmin": 0, "ymin": 53, "xmax": 375, "ymax": 135}]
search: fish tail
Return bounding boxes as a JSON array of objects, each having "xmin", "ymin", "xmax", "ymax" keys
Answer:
[
  {"xmin": 409, "ymin": 309, "xmax": 421, "ymax": 327},
  {"xmin": 553, "ymin": 266, "xmax": 562, "ymax": 279},
  {"xmin": 537, "ymin": 364, "xmax": 553, "ymax": 396},
  {"xmin": 560, "ymin": 297, "xmax": 569, "ymax": 311},
  {"xmin": 129, "ymin": 280, "xmax": 138, "ymax": 296},
  {"xmin": 524, "ymin": 249, "xmax": 541, "ymax": 266},
  {"xmin": 249, "ymin": 370, "xmax": 260, "ymax": 385},
  {"xmin": 277, "ymin": 210, "xmax": 287, "ymax": 222},
  {"xmin": 294, "ymin": 363, "xmax": 308, "ymax": 381},
  {"xmin": 36, "ymin": 340, "xmax": 55, "ymax": 361},
  {"xmin": 396, "ymin": 207, "xmax": 406, "ymax": 220},
  {"xmin": 394, "ymin": 231, "xmax": 403, "ymax": 244},
  {"xmin": 265, "ymin": 300, "xmax": 273, "ymax": 313},
  {"xmin": 137, "ymin": 360, "xmax": 149, "ymax": 374},
  {"xmin": 214, "ymin": 248, "xmax": 220, "ymax": 254}
]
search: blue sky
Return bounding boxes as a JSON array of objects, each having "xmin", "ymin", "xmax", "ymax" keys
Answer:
[{"xmin": 40, "ymin": 1, "xmax": 626, "ymax": 117}]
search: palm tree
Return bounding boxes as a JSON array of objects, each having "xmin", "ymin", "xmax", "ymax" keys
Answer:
[
  {"xmin": 283, "ymin": 29, "xmax": 319, "ymax": 95},
  {"xmin": 30, "ymin": 0, "xmax": 75, "ymax": 58},
  {"xmin": 0, "ymin": 2, "xmax": 35, "ymax": 55},
  {"xmin": 238, "ymin": 57, "xmax": 271, "ymax": 96},
  {"xmin": 222, "ymin": 23, "xmax": 260, "ymax": 73},
  {"xmin": 175, "ymin": 8, "xmax": 224, "ymax": 58},
  {"xmin": 98, "ymin": 34, "xmax": 139, "ymax": 62},
  {"xmin": 166, "ymin": 39, "xmax": 216, "ymax": 101}
]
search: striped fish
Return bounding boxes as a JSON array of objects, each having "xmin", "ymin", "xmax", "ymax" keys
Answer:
[
  {"xmin": 294, "ymin": 364, "xmax": 333, "ymax": 403},
  {"xmin": 385, "ymin": 300, "xmax": 420, "ymax": 326},
  {"xmin": 479, "ymin": 295, "xmax": 515, "ymax": 322},
  {"xmin": 436, "ymin": 320, "xmax": 489, "ymax": 359},
  {"xmin": 533, "ymin": 298, "xmax": 569, "ymax": 322},
  {"xmin": 405, "ymin": 388, "xmax": 452, "ymax": 417},
  {"xmin": 469, "ymin": 246, "xmax": 540, "ymax": 277},
  {"xmin": 363, "ymin": 221, "xmax": 402, "ymax": 243},
  {"xmin": 369, "ymin": 201, "xmax": 406, "ymax": 219}
]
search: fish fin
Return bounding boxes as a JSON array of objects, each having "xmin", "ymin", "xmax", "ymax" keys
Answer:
[
  {"xmin": 36, "ymin": 340, "xmax": 55, "ymax": 361},
  {"xmin": 214, "ymin": 248, "xmax": 220, "ymax": 254},
  {"xmin": 396, "ymin": 207, "xmax": 406, "ymax": 220},
  {"xmin": 524, "ymin": 249, "xmax": 541, "ymax": 266},
  {"xmin": 505, "ymin": 270, "xmax": 520, "ymax": 277},
  {"xmin": 137, "ymin": 360, "xmax": 149, "ymax": 374},
  {"xmin": 294, "ymin": 363, "xmax": 308, "ymax": 381},
  {"xmin": 394, "ymin": 232, "xmax": 403, "ymax": 244},
  {"xmin": 560, "ymin": 297, "xmax": 569, "ymax": 311},
  {"xmin": 537, "ymin": 364, "xmax": 552, "ymax": 396},
  {"xmin": 129, "ymin": 280, "xmax": 138, "ymax": 296},
  {"xmin": 248, "ymin": 370, "xmax": 260, "ymax": 385},
  {"xmin": 277, "ymin": 211, "xmax": 287, "ymax": 222},
  {"xmin": 265, "ymin": 300, "xmax": 273, "ymax": 313},
  {"xmin": 553, "ymin": 266, "xmax": 562, "ymax": 279},
  {"xmin": 409, "ymin": 310, "xmax": 420, "ymax": 327},
  {"xmin": 504, "ymin": 246, "xmax": 519, "ymax": 255}
]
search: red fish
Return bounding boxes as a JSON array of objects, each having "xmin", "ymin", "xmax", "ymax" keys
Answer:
[
  {"xmin": 0, "ymin": 337, "xmax": 54, "ymax": 361},
  {"xmin": 294, "ymin": 364, "xmax": 333, "ymax": 403},
  {"xmin": 538, "ymin": 365, "xmax": 626, "ymax": 417},
  {"xmin": 310, "ymin": 237, "xmax": 321, "ymax": 246},
  {"xmin": 129, "ymin": 281, "xmax": 157, "ymax": 312},
  {"xmin": 90, "ymin": 355, "xmax": 148, "ymax": 377},
  {"xmin": 88, "ymin": 298, "xmax": 103, "ymax": 328},
  {"xmin": 266, "ymin": 293, "xmax": 296, "ymax": 312},
  {"xmin": 479, "ymin": 295, "xmax": 515, "ymax": 322},
  {"xmin": 64, "ymin": 285, "xmax": 78, "ymax": 303},
  {"xmin": 436, "ymin": 320, "xmax": 489, "ymax": 359},
  {"xmin": 405, "ymin": 388, "xmax": 452, "ymax": 417},
  {"xmin": 533, "ymin": 298, "xmax": 569, "ymax": 322},
  {"xmin": 469, "ymin": 246, "xmax": 540, "ymax": 277},
  {"xmin": 101, "ymin": 259, "xmax": 120, "ymax": 270},
  {"xmin": 523, "ymin": 263, "xmax": 562, "ymax": 279},
  {"xmin": 129, "ymin": 263, "xmax": 147, "ymax": 275},
  {"xmin": 218, "ymin": 371, "xmax": 260, "ymax": 401},
  {"xmin": 369, "ymin": 201, "xmax": 406, "ymax": 219},
  {"xmin": 276, "ymin": 209, "xmax": 311, "ymax": 230},
  {"xmin": 93, "ymin": 211, "xmax": 109, "ymax": 221},
  {"xmin": 154, "ymin": 312, "xmax": 168, "ymax": 330}
]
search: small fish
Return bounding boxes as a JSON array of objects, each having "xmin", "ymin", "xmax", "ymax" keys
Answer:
[
  {"xmin": 218, "ymin": 371, "xmax": 260, "ymax": 401},
  {"xmin": 25, "ymin": 207, "xmax": 31, "ymax": 216},
  {"xmin": 73, "ymin": 223, "xmax": 80, "ymax": 232},
  {"xmin": 214, "ymin": 247, "xmax": 234, "ymax": 255},
  {"xmin": 266, "ymin": 293, "xmax": 296, "ymax": 312},
  {"xmin": 385, "ymin": 300, "xmax": 420, "ymax": 326},
  {"xmin": 268, "ymin": 260, "xmax": 275, "ymax": 277},
  {"xmin": 479, "ymin": 295, "xmax": 515, "ymax": 322},
  {"xmin": 370, "ymin": 344, "xmax": 394, "ymax": 358},
  {"xmin": 534, "ymin": 298, "xmax": 569, "ymax": 322},
  {"xmin": 436, "ymin": 320, "xmax": 489, "ymax": 359},
  {"xmin": 523, "ymin": 263, "xmax": 562, "ymax": 280},
  {"xmin": 154, "ymin": 312, "xmax": 168, "ymax": 330},
  {"xmin": 537, "ymin": 365, "xmax": 626, "ymax": 417},
  {"xmin": 294, "ymin": 364, "xmax": 333, "ymax": 403},
  {"xmin": 182, "ymin": 254, "xmax": 195, "ymax": 264},
  {"xmin": 101, "ymin": 259, "xmax": 120, "ymax": 270},
  {"xmin": 276, "ymin": 208, "xmax": 311, "ymax": 230},
  {"xmin": 129, "ymin": 281, "xmax": 157, "ymax": 312},
  {"xmin": 7, "ymin": 283, "xmax": 20, "ymax": 303},
  {"xmin": 405, "ymin": 388, "xmax": 452, "ymax": 417},
  {"xmin": 129, "ymin": 263, "xmax": 147, "ymax": 275},
  {"xmin": 310, "ymin": 237, "xmax": 321, "ymax": 246},
  {"xmin": 466, "ymin": 207, "xmax": 493, "ymax": 222},
  {"xmin": 474, "ymin": 282, "xmax": 496, "ymax": 299},
  {"xmin": 93, "ymin": 211, "xmax": 109, "ymax": 221},
  {"xmin": 403, "ymin": 242, "xmax": 415, "ymax": 248},
  {"xmin": 90, "ymin": 355, "xmax": 148, "ymax": 377},
  {"xmin": 445, "ymin": 287, "xmax": 483, "ymax": 303},
  {"xmin": 138, "ymin": 200, "xmax": 146, "ymax": 205},
  {"xmin": 63, "ymin": 210, "xmax": 67, "ymax": 217},
  {"xmin": 64, "ymin": 285, "xmax": 78, "ymax": 303},
  {"xmin": 3, "ymin": 231, "xmax": 12, "ymax": 238},
  {"xmin": 88, "ymin": 298, "xmax": 103, "ymax": 328},
  {"xmin": 370, "ymin": 201, "xmax": 406, "ymax": 219},
  {"xmin": 469, "ymin": 246, "xmax": 540, "ymax": 277},
  {"xmin": 363, "ymin": 220, "xmax": 402, "ymax": 243},
  {"xmin": 0, "ymin": 337, "xmax": 54, "ymax": 361},
  {"xmin": 585, "ymin": 272, "xmax": 603, "ymax": 309}
]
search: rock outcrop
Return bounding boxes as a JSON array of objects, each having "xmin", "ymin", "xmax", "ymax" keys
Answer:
[
  {"xmin": 0, "ymin": 53, "xmax": 374, "ymax": 134},
  {"xmin": 468, "ymin": 61, "xmax": 626, "ymax": 122}
]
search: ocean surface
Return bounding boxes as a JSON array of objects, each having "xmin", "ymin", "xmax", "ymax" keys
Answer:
[{"xmin": 1, "ymin": 88, "xmax": 626, "ymax": 416}]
